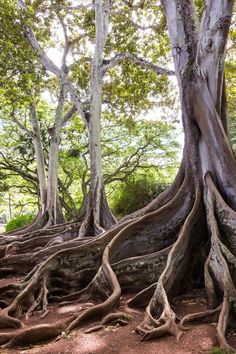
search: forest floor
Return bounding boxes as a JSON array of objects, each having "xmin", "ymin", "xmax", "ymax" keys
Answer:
[{"xmin": 1, "ymin": 291, "xmax": 236, "ymax": 354}]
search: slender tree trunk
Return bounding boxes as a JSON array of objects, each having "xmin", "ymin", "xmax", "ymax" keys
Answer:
[
  {"xmin": 16, "ymin": 96, "xmax": 65, "ymax": 233},
  {"xmin": 79, "ymin": 0, "xmax": 116, "ymax": 237},
  {"xmin": 45, "ymin": 85, "xmax": 65, "ymax": 225},
  {"xmin": 45, "ymin": 132, "xmax": 62, "ymax": 225},
  {"xmin": 17, "ymin": 0, "xmax": 115, "ymax": 236},
  {"xmin": 29, "ymin": 101, "xmax": 47, "ymax": 213},
  {"xmin": 8, "ymin": 193, "xmax": 12, "ymax": 220},
  {"xmin": 12, "ymin": 90, "xmax": 66, "ymax": 234},
  {"xmin": 89, "ymin": 56, "xmax": 103, "ymax": 226}
]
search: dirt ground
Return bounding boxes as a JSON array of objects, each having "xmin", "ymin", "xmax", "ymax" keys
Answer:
[
  {"xmin": 1, "ymin": 291, "xmax": 236, "ymax": 354},
  {"xmin": 1, "ymin": 318, "xmax": 217, "ymax": 354}
]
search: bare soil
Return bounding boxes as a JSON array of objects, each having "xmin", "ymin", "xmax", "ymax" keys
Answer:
[{"xmin": 1, "ymin": 292, "xmax": 236, "ymax": 354}]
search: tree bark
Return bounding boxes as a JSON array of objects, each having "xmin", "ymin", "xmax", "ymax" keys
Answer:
[
  {"xmin": 45, "ymin": 85, "xmax": 65, "ymax": 225},
  {"xmin": 12, "ymin": 93, "xmax": 66, "ymax": 234},
  {"xmin": 79, "ymin": 0, "xmax": 116, "ymax": 237},
  {"xmin": 133, "ymin": 1, "xmax": 236, "ymax": 350},
  {"xmin": 29, "ymin": 100, "xmax": 47, "ymax": 213}
]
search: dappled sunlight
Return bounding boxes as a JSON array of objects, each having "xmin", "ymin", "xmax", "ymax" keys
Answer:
[{"xmin": 74, "ymin": 333, "xmax": 106, "ymax": 354}]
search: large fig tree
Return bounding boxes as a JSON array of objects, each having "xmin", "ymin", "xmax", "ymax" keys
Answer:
[{"xmin": 0, "ymin": 0, "xmax": 235, "ymax": 352}]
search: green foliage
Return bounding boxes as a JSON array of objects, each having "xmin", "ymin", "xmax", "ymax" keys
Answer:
[
  {"xmin": 226, "ymin": 12, "xmax": 236, "ymax": 151},
  {"xmin": 110, "ymin": 174, "xmax": 169, "ymax": 217},
  {"xmin": 0, "ymin": 0, "xmax": 183, "ymax": 220},
  {"xmin": 208, "ymin": 348, "xmax": 229, "ymax": 354},
  {"xmin": 226, "ymin": 58, "xmax": 236, "ymax": 151},
  {"xmin": 5, "ymin": 213, "xmax": 35, "ymax": 232}
]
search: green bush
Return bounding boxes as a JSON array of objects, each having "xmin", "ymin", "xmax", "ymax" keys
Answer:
[
  {"xmin": 111, "ymin": 175, "xmax": 169, "ymax": 217},
  {"xmin": 5, "ymin": 213, "xmax": 35, "ymax": 232}
]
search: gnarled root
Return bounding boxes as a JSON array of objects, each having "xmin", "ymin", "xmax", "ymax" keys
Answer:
[
  {"xmin": 130, "ymin": 172, "xmax": 236, "ymax": 353},
  {"xmin": 64, "ymin": 239, "xmax": 122, "ymax": 333},
  {"xmin": 0, "ymin": 315, "xmax": 75, "ymax": 348},
  {"xmin": 135, "ymin": 184, "xmax": 201, "ymax": 341},
  {"xmin": 203, "ymin": 174, "xmax": 236, "ymax": 352},
  {"xmin": 62, "ymin": 175, "xmax": 193, "ymax": 335},
  {"xmin": 0, "ymin": 172, "xmax": 195, "ymax": 348},
  {"xmin": 1, "ymin": 154, "xmax": 236, "ymax": 354},
  {"xmin": 0, "ymin": 221, "xmax": 132, "ymax": 329},
  {"xmin": 180, "ymin": 305, "xmax": 222, "ymax": 327},
  {"xmin": 84, "ymin": 311, "xmax": 132, "ymax": 333},
  {"xmin": 2, "ymin": 222, "xmax": 81, "ymax": 258}
]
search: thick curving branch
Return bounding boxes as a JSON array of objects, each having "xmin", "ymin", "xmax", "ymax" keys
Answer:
[{"xmin": 102, "ymin": 53, "xmax": 175, "ymax": 75}]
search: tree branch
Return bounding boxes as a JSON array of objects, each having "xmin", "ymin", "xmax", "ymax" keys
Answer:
[
  {"xmin": 111, "ymin": 10, "xmax": 158, "ymax": 31},
  {"xmin": 69, "ymin": 33, "xmax": 89, "ymax": 48},
  {"xmin": 16, "ymin": 0, "xmax": 89, "ymax": 125},
  {"xmin": 0, "ymin": 159, "xmax": 38, "ymax": 187},
  {"xmin": 9, "ymin": 185, "xmax": 38, "ymax": 195},
  {"xmin": 61, "ymin": 105, "xmax": 78, "ymax": 127},
  {"xmin": 103, "ymin": 53, "xmax": 175, "ymax": 75},
  {"xmin": 103, "ymin": 143, "xmax": 151, "ymax": 184},
  {"xmin": 123, "ymin": 0, "xmax": 147, "ymax": 9},
  {"xmin": 54, "ymin": 3, "xmax": 93, "ymax": 11},
  {"xmin": 56, "ymin": 13, "xmax": 70, "ymax": 72},
  {"xmin": 10, "ymin": 109, "xmax": 32, "ymax": 137}
]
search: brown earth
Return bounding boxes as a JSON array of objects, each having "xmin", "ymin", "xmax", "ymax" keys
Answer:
[{"xmin": 1, "ymin": 290, "xmax": 236, "ymax": 354}]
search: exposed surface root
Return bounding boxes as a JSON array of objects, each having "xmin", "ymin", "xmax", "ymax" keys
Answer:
[
  {"xmin": 180, "ymin": 305, "xmax": 222, "ymax": 327},
  {"xmin": 58, "ymin": 175, "xmax": 193, "ymax": 337},
  {"xmin": 135, "ymin": 184, "xmax": 201, "ymax": 341},
  {"xmin": 0, "ymin": 221, "xmax": 132, "ymax": 279},
  {"xmin": 0, "ymin": 316, "xmax": 75, "ymax": 348},
  {"xmin": 203, "ymin": 174, "xmax": 236, "ymax": 352},
  {"xmin": 64, "ymin": 235, "xmax": 123, "ymax": 332},
  {"xmin": 0, "ymin": 176, "xmax": 190, "ymax": 346},
  {"xmin": 1, "ymin": 172, "xmax": 236, "ymax": 352},
  {"xmin": 84, "ymin": 311, "xmax": 131, "ymax": 333},
  {"xmin": 0, "ymin": 221, "xmax": 133, "ymax": 329},
  {"xmin": 1, "ymin": 222, "xmax": 81, "ymax": 258}
]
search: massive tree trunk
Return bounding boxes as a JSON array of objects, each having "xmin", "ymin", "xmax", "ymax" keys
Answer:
[
  {"xmin": 1, "ymin": 0, "xmax": 236, "ymax": 352},
  {"xmin": 79, "ymin": 0, "xmax": 116, "ymax": 237},
  {"xmin": 132, "ymin": 0, "xmax": 236, "ymax": 350}
]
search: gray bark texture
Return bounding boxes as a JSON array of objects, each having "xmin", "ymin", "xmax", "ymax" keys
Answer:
[
  {"xmin": 79, "ymin": 0, "xmax": 116, "ymax": 237},
  {"xmin": 8, "ymin": 96, "xmax": 65, "ymax": 235},
  {"xmin": 29, "ymin": 101, "xmax": 47, "ymax": 213}
]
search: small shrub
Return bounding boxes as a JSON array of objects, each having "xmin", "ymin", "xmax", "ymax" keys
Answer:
[
  {"xmin": 111, "ymin": 175, "xmax": 169, "ymax": 217},
  {"xmin": 5, "ymin": 213, "xmax": 35, "ymax": 232}
]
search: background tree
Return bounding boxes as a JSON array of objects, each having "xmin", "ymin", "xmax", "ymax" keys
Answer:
[
  {"xmin": 14, "ymin": 0, "xmax": 175, "ymax": 236},
  {"xmin": 0, "ymin": 100, "xmax": 180, "ymax": 222}
]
